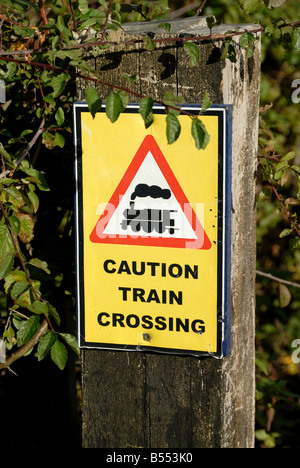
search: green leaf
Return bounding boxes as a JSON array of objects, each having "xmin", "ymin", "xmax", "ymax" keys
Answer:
[
  {"xmin": 238, "ymin": 0, "xmax": 261, "ymax": 14},
  {"xmin": 36, "ymin": 330, "xmax": 57, "ymax": 361},
  {"xmin": 50, "ymin": 73, "xmax": 71, "ymax": 98},
  {"xmin": 51, "ymin": 340, "xmax": 68, "ymax": 370},
  {"xmin": 3, "ymin": 186, "xmax": 24, "ymax": 209},
  {"xmin": 122, "ymin": 74, "xmax": 137, "ymax": 84},
  {"xmin": 78, "ymin": 0, "xmax": 89, "ymax": 14},
  {"xmin": 283, "ymin": 151, "xmax": 295, "ymax": 162},
  {"xmin": 143, "ymin": 36, "xmax": 155, "ymax": 51},
  {"xmin": 4, "ymin": 270, "xmax": 26, "ymax": 293},
  {"xmin": 164, "ymin": 93, "xmax": 182, "ymax": 116},
  {"xmin": 166, "ymin": 113, "xmax": 181, "ymax": 144},
  {"xmin": 106, "ymin": 92, "xmax": 124, "ymax": 123},
  {"xmin": 27, "ymin": 190, "xmax": 39, "ymax": 213},
  {"xmin": 60, "ymin": 333, "xmax": 80, "ymax": 357},
  {"xmin": 16, "ymin": 212, "xmax": 34, "ymax": 243},
  {"xmin": 221, "ymin": 40, "xmax": 237, "ymax": 63},
  {"xmin": 0, "ymin": 144, "xmax": 12, "ymax": 163},
  {"xmin": 117, "ymin": 90, "xmax": 129, "ymax": 110},
  {"xmin": 184, "ymin": 42, "xmax": 200, "ymax": 67},
  {"xmin": 139, "ymin": 97, "xmax": 154, "ymax": 129},
  {"xmin": 291, "ymin": 165, "xmax": 300, "ymax": 174},
  {"xmin": 28, "ymin": 258, "xmax": 50, "ymax": 275},
  {"xmin": 21, "ymin": 167, "xmax": 50, "ymax": 191},
  {"xmin": 206, "ymin": 16, "xmax": 216, "ymax": 30},
  {"xmin": 28, "ymin": 301, "xmax": 49, "ymax": 316},
  {"xmin": 275, "ymin": 161, "xmax": 289, "ymax": 173},
  {"xmin": 12, "ymin": 278, "xmax": 40, "ymax": 308},
  {"xmin": 55, "ymin": 107, "xmax": 65, "ymax": 126},
  {"xmin": 255, "ymin": 429, "xmax": 269, "ymax": 441},
  {"xmin": 54, "ymin": 132, "xmax": 65, "ymax": 148},
  {"xmin": 293, "ymin": 29, "xmax": 300, "ymax": 52},
  {"xmin": 202, "ymin": 92, "xmax": 212, "ymax": 113},
  {"xmin": 13, "ymin": 24, "xmax": 35, "ymax": 38},
  {"xmin": 191, "ymin": 118, "xmax": 210, "ymax": 150},
  {"xmin": 57, "ymin": 15, "xmax": 66, "ymax": 34},
  {"xmin": 8, "ymin": 215, "xmax": 21, "ymax": 237},
  {"xmin": 98, "ymin": 0, "xmax": 108, "ymax": 10},
  {"xmin": 49, "ymin": 304, "xmax": 61, "ymax": 327},
  {"xmin": 85, "ymin": 87, "xmax": 102, "ymax": 119},
  {"xmin": 279, "ymin": 284, "xmax": 291, "ymax": 308},
  {"xmin": 274, "ymin": 169, "xmax": 284, "ymax": 181},
  {"xmin": 255, "ymin": 356, "xmax": 269, "ymax": 376},
  {"xmin": 239, "ymin": 32, "xmax": 255, "ymax": 49},
  {"xmin": 268, "ymin": 0, "xmax": 287, "ymax": 8},
  {"xmin": 0, "ymin": 225, "xmax": 15, "ymax": 280},
  {"xmin": 17, "ymin": 315, "xmax": 40, "ymax": 347},
  {"xmin": 279, "ymin": 228, "xmax": 293, "ymax": 238},
  {"xmin": 11, "ymin": 281, "xmax": 30, "ymax": 301},
  {"xmin": 157, "ymin": 23, "xmax": 171, "ymax": 33}
]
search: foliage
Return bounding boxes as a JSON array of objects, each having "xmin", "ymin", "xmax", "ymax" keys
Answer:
[
  {"xmin": 0, "ymin": 0, "xmax": 299, "ymax": 448},
  {"xmin": 0, "ymin": 0, "xmax": 214, "ymax": 375},
  {"xmin": 203, "ymin": 0, "xmax": 300, "ymax": 448}
]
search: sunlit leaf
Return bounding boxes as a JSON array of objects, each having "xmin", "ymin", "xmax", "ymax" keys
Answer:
[{"xmin": 279, "ymin": 284, "xmax": 292, "ymax": 308}]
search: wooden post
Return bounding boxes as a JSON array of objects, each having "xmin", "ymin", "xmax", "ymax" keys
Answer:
[{"xmin": 78, "ymin": 17, "xmax": 261, "ymax": 449}]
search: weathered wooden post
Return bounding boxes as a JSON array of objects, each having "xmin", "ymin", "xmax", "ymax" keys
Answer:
[{"xmin": 75, "ymin": 17, "xmax": 260, "ymax": 449}]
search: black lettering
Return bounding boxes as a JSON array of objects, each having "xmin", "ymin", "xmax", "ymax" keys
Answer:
[
  {"xmin": 132, "ymin": 261, "xmax": 145, "ymax": 276},
  {"xmin": 185, "ymin": 264, "xmax": 198, "ymax": 279},
  {"xmin": 147, "ymin": 262, "xmax": 160, "ymax": 276},
  {"xmin": 119, "ymin": 287, "xmax": 131, "ymax": 301},
  {"xmin": 133, "ymin": 288, "xmax": 146, "ymax": 302},
  {"xmin": 169, "ymin": 263, "xmax": 183, "ymax": 278},
  {"xmin": 126, "ymin": 314, "xmax": 140, "ymax": 328},
  {"xmin": 192, "ymin": 320, "xmax": 205, "ymax": 334},
  {"xmin": 103, "ymin": 260, "xmax": 199, "ymax": 279},
  {"xmin": 142, "ymin": 316, "xmax": 153, "ymax": 329},
  {"xmin": 118, "ymin": 260, "xmax": 131, "ymax": 275},
  {"xmin": 98, "ymin": 312, "xmax": 110, "ymax": 326},
  {"xmin": 98, "ymin": 312, "xmax": 206, "ymax": 334},
  {"xmin": 176, "ymin": 318, "xmax": 189, "ymax": 332},
  {"xmin": 112, "ymin": 313, "xmax": 125, "ymax": 327},
  {"xmin": 147, "ymin": 289, "xmax": 160, "ymax": 303},
  {"xmin": 155, "ymin": 316, "xmax": 167, "ymax": 330},
  {"xmin": 103, "ymin": 259, "xmax": 116, "ymax": 274},
  {"xmin": 169, "ymin": 290, "xmax": 183, "ymax": 305}
]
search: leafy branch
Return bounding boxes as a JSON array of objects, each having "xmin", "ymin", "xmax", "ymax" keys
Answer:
[{"xmin": 0, "ymin": 0, "xmax": 299, "ymax": 381}]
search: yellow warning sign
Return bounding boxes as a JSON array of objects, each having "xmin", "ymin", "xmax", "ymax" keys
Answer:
[{"xmin": 74, "ymin": 103, "xmax": 231, "ymax": 357}]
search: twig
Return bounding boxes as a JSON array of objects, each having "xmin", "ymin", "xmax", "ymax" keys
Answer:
[
  {"xmin": 0, "ymin": 319, "xmax": 48, "ymax": 370},
  {"xmin": 69, "ymin": 0, "xmax": 77, "ymax": 32},
  {"xmin": 168, "ymin": 1, "xmax": 199, "ymax": 19},
  {"xmin": 13, "ymin": 117, "xmax": 45, "ymax": 170},
  {"xmin": 0, "ymin": 24, "xmax": 266, "ymax": 57},
  {"xmin": 101, "ymin": 0, "xmax": 114, "ymax": 40},
  {"xmin": 256, "ymin": 270, "xmax": 300, "ymax": 289},
  {"xmin": 268, "ymin": 181, "xmax": 300, "ymax": 238},
  {"xmin": 196, "ymin": 0, "xmax": 208, "ymax": 16},
  {"xmin": 0, "ymin": 56, "xmax": 195, "ymax": 118},
  {"xmin": 0, "ymin": 169, "xmax": 10, "ymax": 179},
  {"xmin": 38, "ymin": 0, "xmax": 48, "ymax": 26}
]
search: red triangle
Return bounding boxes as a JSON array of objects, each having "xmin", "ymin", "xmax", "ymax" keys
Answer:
[{"xmin": 90, "ymin": 135, "xmax": 211, "ymax": 250}]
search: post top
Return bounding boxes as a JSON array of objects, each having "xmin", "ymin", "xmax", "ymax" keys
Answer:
[{"xmin": 123, "ymin": 16, "xmax": 260, "ymax": 37}]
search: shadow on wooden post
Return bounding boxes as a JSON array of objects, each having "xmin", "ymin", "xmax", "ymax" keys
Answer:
[{"xmin": 77, "ymin": 17, "xmax": 261, "ymax": 449}]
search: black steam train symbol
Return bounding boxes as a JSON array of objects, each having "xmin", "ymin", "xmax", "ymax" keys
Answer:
[{"xmin": 121, "ymin": 184, "xmax": 178, "ymax": 235}]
